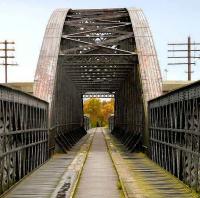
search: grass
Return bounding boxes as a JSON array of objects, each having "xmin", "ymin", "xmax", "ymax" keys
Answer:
[{"xmin": 117, "ymin": 181, "xmax": 122, "ymax": 190}]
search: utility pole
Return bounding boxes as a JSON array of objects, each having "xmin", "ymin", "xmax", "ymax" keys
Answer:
[
  {"xmin": 187, "ymin": 36, "xmax": 191, "ymax": 80},
  {"xmin": 0, "ymin": 40, "xmax": 17, "ymax": 83},
  {"xmin": 164, "ymin": 69, "xmax": 168, "ymax": 80},
  {"xmin": 168, "ymin": 36, "xmax": 200, "ymax": 81}
]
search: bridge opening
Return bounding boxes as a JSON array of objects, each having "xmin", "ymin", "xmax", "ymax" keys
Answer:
[
  {"xmin": 34, "ymin": 8, "xmax": 162, "ymax": 154},
  {"xmin": 83, "ymin": 94, "xmax": 114, "ymax": 127}
]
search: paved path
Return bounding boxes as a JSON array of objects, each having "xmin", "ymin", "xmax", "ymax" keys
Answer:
[{"xmin": 75, "ymin": 128, "xmax": 120, "ymax": 198}]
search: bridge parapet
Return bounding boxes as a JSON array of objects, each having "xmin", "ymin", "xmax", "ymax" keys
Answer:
[
  {"xmin": 149, "ymin": 80, "xmax": 200, "ymax": 192},
  {"xmin": 0, "ymin": 85, "xmax": 48, "ymax": 195}
]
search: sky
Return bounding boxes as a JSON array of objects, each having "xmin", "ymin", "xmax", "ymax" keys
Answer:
[{"xmin": 0, "ymin": 0, "xmax": 200, "ymax": 83}]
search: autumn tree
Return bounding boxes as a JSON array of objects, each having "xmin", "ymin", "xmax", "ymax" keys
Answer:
[
  {"xmin": 83, "ymin": 98, "xmax": 102, "ymax": 127},
  {"xmin": 83, "ymin": 98, "xmax": 114, "ymax": 127},
  {"xmin": 100, "ymin": 99, "xmax": 114, "ymax": 126}
]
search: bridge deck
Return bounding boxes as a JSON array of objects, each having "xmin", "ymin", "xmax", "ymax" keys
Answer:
[
  {"xmin": 3, "ymin": 128, "xmax": 200, "ymax": 198},
  {"xmin": 74, "ymin": 128, "xmax": 120, "ymax": 198},
  {"xmin": 104, "ymin": 128, "xmax": 199, "ymax": 198},
  {"xmin": 3, "ymin": 134, "xmax": 90, "ymax": 198}
]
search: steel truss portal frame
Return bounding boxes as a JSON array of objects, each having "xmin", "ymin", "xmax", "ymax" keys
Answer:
[{"xmin": 34, "ymin": 8, "xmax": 162, "ymax": 153}]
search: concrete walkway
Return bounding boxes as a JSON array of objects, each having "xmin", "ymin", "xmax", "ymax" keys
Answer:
[{"xmin": 75, "ymin": 128, "xmax": 120, "ymax": 198}]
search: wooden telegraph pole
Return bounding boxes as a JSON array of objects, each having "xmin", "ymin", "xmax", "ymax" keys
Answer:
[
  {"xmin": 0, "ymin": 40, "xmax": 17, "ymax": 83},
  {"xmin": 168, "ymin": 36, "xmax": 200, "ymax": 81},
  {"xmin": 187, "ymin": 36, "xmax": 191, "ymax": 80}
]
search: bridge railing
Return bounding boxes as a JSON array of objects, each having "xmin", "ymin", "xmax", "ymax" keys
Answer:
[
  {"xmin": 0, "ymin": 85, "xmax": 48, "ymax": 195},
  {"xmin": 149, "ymin": 81, "xmax": 200, "ymax": 192}
]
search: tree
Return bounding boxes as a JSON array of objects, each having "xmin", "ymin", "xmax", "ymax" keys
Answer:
[
  {"xmin": 83, "ymin": 98, "xmax": 114, "ymax": 127},
  {"xmin": 83, "ymin": 98, "xmax": 102, "ymax": 127}
]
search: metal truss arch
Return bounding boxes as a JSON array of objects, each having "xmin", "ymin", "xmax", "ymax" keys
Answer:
[
  {"xmin": 127, "ymin": 8, "xmax": 162, "ymax": 101},
  {"xmin": 33, "ymin": 8, "xmax": 162, "ymax": 151},
  {"xmin": 34, "ymin": 9, "xmax": 69, "ymax": 102}
]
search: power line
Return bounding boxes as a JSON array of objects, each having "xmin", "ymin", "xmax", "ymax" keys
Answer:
[
  {"xmin": 168, "ymin": 36, "xmax": 200, "ymax": 81},
  {"xmin": 0, "ymin": 40, "xmax": 18, "ymax": 83}
]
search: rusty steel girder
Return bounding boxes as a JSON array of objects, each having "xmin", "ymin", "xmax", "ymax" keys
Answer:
[
  {"xmin": 34, "ymin": 8, "xmax": 162, "ymax": 151},
  {"xmin": 0, "ymin": 85, "xmax": 48, "ymax": 194},
  {"xmin": 149, "ymin": 80, "xmax": 200, "ymax": 192}
]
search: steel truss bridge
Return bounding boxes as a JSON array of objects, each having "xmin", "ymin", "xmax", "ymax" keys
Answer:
[{"xmin": 0, "ymin": 8, "xmax": 199, "ymax": 197}]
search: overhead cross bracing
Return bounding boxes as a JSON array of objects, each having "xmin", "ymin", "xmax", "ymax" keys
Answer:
[{"xmin": 59, "ymin": 8, "xmax": 137, "ymax": 93}]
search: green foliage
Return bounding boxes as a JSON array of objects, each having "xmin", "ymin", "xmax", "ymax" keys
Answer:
[{"xmin": 83, "ymin": 98, "xmax": 114, "ymax": 127}]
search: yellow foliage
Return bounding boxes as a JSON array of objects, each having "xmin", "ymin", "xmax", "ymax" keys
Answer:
[{"xmin": 83, "ymin": 98, "xmax": 114, "ymax": 127}]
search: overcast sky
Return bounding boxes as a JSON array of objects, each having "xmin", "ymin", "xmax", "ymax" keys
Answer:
[{"xmin": 0, "ymin": 0, "xmax": 200, "ymax": 83}]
